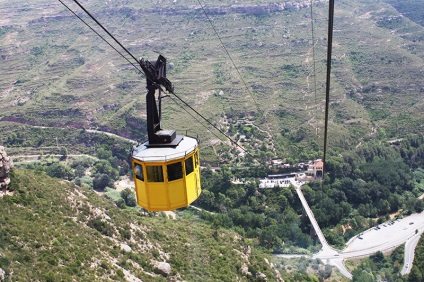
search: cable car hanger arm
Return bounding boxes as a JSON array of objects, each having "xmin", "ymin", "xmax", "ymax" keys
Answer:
[{"xmin": 139, "ymin": 55, "xmax": 179, "ymax": 146}]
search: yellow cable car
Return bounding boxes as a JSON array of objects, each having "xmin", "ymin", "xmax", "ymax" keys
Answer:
[{"xmin": 131, "ymin": 55, "xmax": 201, "ymax": 211}]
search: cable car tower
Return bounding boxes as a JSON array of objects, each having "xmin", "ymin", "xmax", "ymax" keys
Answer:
[{"xmin": 131, "ymin": 55, "xmax": 201, "ymax": 211}]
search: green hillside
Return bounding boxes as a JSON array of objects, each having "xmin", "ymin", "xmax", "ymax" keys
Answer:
[
  {"xmin": 0, "ymin": 0, "xmax": 423, "ymax": 280},
  {"xmin": 0, "ymin": 0, "xmax": 423, "ymax": 163},
  {"xmin": 0, "ymin": 169, "xmax": 280, "ymax": 281}
]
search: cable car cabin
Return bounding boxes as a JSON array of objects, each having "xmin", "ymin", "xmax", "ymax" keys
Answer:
[
  {"xmin": 131, "ymin": 135, "xmax": 201, "ymax": 211},
  {"xmin": 130, "ymin": 55, "xmax": 201, "ymax": 211}
]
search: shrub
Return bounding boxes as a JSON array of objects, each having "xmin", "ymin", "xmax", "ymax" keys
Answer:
[{"xmin": 87, "ymin": 218, "xmax": 113, "ymax": 237}]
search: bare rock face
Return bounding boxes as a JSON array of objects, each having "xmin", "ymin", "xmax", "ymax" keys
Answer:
[{"xmin": 0, "ymin": 146, "xmax": 13, "ymax": 191}]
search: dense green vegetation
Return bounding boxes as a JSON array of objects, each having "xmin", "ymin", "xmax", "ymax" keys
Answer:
[
  {"xmin": 194, "ymin": 135, "xmax": 424, "ymax": 252},
  {"xmin": 0, "ymin": 123, "xmax": 134, "ymax": 202},
  {"xmin": 197, "ymin": 168, "xmax": 315, "ymax": 252},
  {"xmin": 408, "ymin": 236, "xmax": 424, "ymax": 281},
  {"xmin": 350, "ymin": 248, "xmax": 405, "ymax": 281}
]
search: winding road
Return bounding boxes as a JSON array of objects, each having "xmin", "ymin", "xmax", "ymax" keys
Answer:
[{"xmin": 278, "ymin": 186, "xmax": 424, "ymax": 279}]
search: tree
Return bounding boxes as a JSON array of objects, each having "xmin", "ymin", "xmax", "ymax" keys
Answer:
[
  {"xmin": 93, "ymin": 173, "xmax": 113, "ymax": 191},
  {"xmin": 46, "ymin": 163, "xmax": 74, "ymax": 180},
  {"xmin": 408, "ymin": 266, "xmax": 422, "ymax": 282},
  {"xmin": 370, "ymin": 251, "xmax": 385, "ymax": 269},
  {"xmin": 74, "ymin": 165, "xmax": 86, "ymax": 178},
  {"xmin": 318, "ymin": 265, "xmax": 332, "ymax": 280},
  {"xmin": 60, "ymin": 147, "xmax": 68, "ymax": 160},
  {"xmin": 94, "ymin": 160, "xmax": 119, "ymax": 180},
  {"xmin": 120, "ymin": 188, "xmax": 136, "ymax": 207},
  {"xmin": 87, "ymin": 217, "xmax": 113, "ymax": 236},
  {"xmin": 96, "ymin": 146, "xmax": 112, "ymax": 160},
  {"xmin": 259, "ymin": 225, "xmax": 283, "ymax": 250},
  {"xmin": 196, "ymin": 189, "xmax": 215, "ymax": 209},
  {"xmin": 352, "ymin": 269, "xmax": 375, "ymax": 282}
]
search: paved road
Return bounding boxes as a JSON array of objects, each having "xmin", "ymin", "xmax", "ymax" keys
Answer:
[
  {"xmin": 294, "ymin": 187, "xmax": 353, "ymax": 279},
  {"xmin": 294, "ymin": 187, "xmax": 330, "ymax": 250},
  {"xmin": 280, "ymin": 186, "xmax": 424, "ymax": 280},
  {"xmin": 402, "ymin": 230, "xmax": 422, "ymax": 275}
]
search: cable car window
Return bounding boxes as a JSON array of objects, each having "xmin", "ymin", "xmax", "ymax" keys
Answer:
[
  {"xmin": 185, "ymin": 156, "xmax": 194, "ymax": 175},
  {"xmin": 194, "ymin": 151, "xmax": 199, "ymax": 167},
  {"xmin": 167, "ymin": 162, "xmax": 183, "ymax": 182},
  {"xmin": 134, "ymin": 164, "xmax": 144, "ymax": 181},
  {"xmin": 146, "ymin": 166, "xmax": 164, "ymax": 182}
]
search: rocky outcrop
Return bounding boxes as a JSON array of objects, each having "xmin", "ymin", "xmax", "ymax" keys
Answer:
[
  {"xmin": 204, "ymin": 1, "xmax": 317, "ymax": 15},
  {"xmin": 0, "ymin": 146, "xmax": 13, "ymax": 191},
  {"xmin": 151, "ymin": 260, "xmax": 172, "ymax": 276}
]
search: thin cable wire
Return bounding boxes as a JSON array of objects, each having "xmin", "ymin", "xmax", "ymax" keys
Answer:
[
  {"xmin": 72, "ymin": 0, "xmax": 140, "ymax": 64},
  {"xmin": 167, "ymin": 94, "xmax": 258, "ymax": 160},
  {"xmin": 167, "ymin": 95, "xmax": 222, "ymax": 141},
  {"xmin": 196, "ymin": 0, "xmax": 260, "ymax": 113},
  {"xmin": 58, "ymin": 0, "xmax": 143, "ymax": 75},
  {"xmin": 322, "ymin": 0, "xmax": 335, "ymax": 185}
]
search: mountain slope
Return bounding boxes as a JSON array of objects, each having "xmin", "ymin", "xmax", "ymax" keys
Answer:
[
  {"xmin": 0, "ymin": 169, "xmax": 280, "ymax": 281},
  {"xmin": 0, "ymin": 0, "xmax": 423, "ymax": 160}
]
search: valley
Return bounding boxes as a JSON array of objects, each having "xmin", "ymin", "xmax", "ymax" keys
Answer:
[{"xmin": 1, "ymin": 0, "xmax": 424, "ymax": 281}]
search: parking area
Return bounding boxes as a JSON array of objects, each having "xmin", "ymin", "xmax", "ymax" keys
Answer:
[{"xmin": 343, "ymin": 212, "xmax": 424, "ymax": 253}]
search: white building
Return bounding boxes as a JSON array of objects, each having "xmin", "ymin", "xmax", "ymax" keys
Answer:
[{"xmin": 258, "ymin": 173, "xmax": 300, "ymax": 188}]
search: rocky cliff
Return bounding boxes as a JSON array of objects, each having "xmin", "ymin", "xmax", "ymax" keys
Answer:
[{"xmin": 0, "ymin": 146, "xmax": 13, "ymax": 191}]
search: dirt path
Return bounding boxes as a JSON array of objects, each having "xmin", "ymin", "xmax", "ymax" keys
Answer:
[{"xmin": 0, "ymin": 120, "xmax": 137, "ymax": 144}]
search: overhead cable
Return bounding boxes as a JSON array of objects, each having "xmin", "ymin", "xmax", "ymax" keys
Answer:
[
  {"xmin": 58, "ymin": 0, "xmax": 143, "ymax": 74},
  {"xmin": 196, "ymin": 0, "xmax": 260, "ymax": 113},
  {"xmin": 322, "ymin": 0, "xmax": 335, "ymax": 183},
  {"xmin": 169, "ymin": 92, "xmax": 257, "ymax": 160},
  {"xmin": 72, "ymin": 0, "xmax": 140, "ymax": 64},
  {"xmin": 310, "ymin": 0, "xmax": 319, "ymax": 138}
]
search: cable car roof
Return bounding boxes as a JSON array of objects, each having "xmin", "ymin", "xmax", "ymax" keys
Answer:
[{"xmin": 132, "ymin": 136, "xmax": 198, "ymax": 162}]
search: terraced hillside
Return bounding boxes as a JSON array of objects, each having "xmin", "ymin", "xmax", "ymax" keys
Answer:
[{"xmin": 1, "ymin": 0, "xmax": 423, "ymax": 162}]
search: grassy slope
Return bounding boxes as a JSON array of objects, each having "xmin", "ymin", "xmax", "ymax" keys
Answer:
[{"xmin": 0, "ymin": 169, "xmax": 279, "ymax": 281}]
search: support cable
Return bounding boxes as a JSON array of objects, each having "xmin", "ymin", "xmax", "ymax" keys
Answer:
[
  {"xmin": 72, "ymin": 0, "xmax": 140, "ymax": 64},
  {"xmin": 322, "ymin": 0, "xmax": 335, "ymax": 185},
  {"xmin": 167, "ymin": 95, "xmax": 223, "ymax": 142},
  {"xmin": 169, "ymin": 93, "xmax": 257, "ymax": 160},
  {"xmin": 58, "ymin": 0, "xmax": 143, "ymax": 74},
  {"xmin": 310, "ymin": 0, "xmax": 319, "ymax": 138},
  {"xmin": 196, "ymin": 0, "xmax": 260, "ymax": 113}
]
